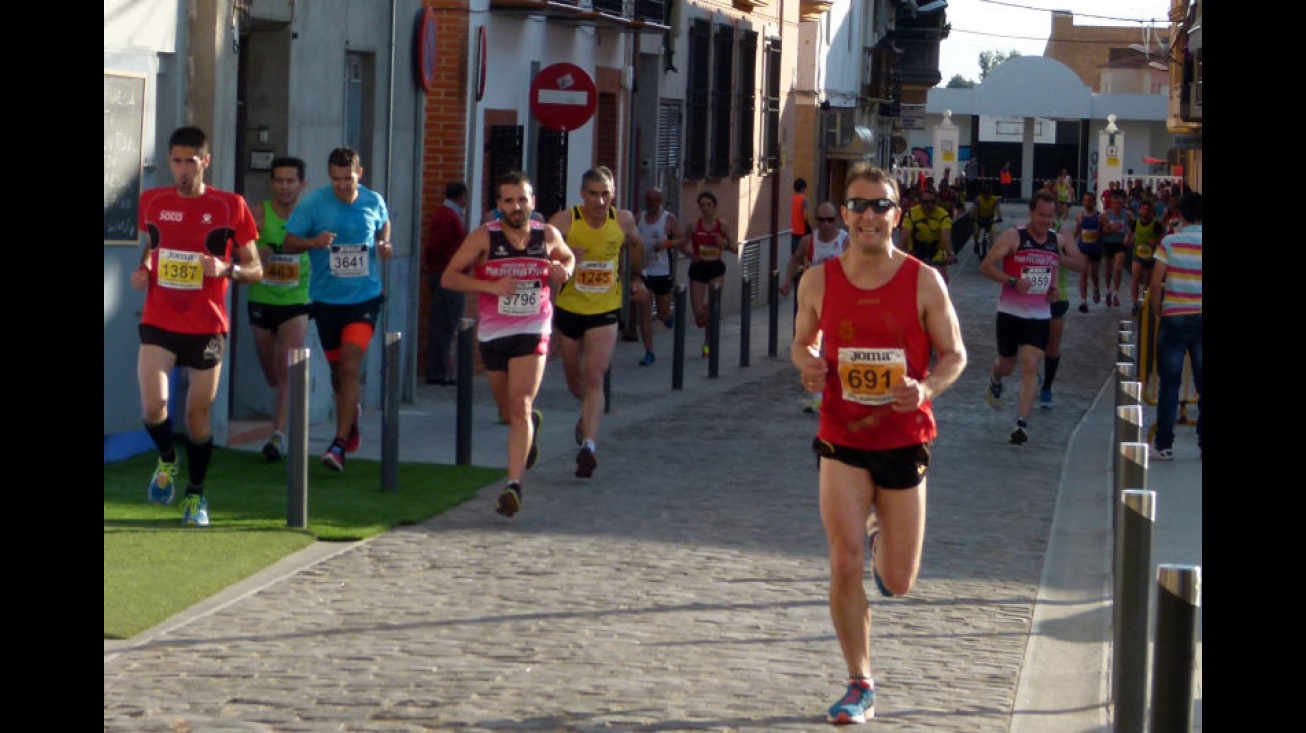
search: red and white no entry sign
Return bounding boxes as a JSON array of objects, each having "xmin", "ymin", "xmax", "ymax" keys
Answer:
[{"xmin": 529, "ymin": 62, "xmax": 597, "ymax": 132}]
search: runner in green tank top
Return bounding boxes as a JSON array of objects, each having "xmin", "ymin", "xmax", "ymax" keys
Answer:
[{"xmin": 244, "ymin": 157, "xmax": 310, "ymax": 462}]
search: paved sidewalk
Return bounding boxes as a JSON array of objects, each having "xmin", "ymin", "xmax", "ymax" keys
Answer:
[{"xmin": 105, "ymin": 222, "xmax": 1201, "ymax": 732}]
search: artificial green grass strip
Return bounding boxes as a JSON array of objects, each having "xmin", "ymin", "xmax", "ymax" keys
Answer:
[
  {"xmin": 104, "ymin": 446, "xmax": 503, "ymax": 639},
  {"xmin": 104, "ymin": 529, "xmax": 316, "ymax": 639}
]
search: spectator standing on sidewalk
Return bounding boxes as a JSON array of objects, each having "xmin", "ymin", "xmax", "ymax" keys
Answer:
[
  {"xmin": 1148, "ymin": 191, "xmax": 1202, "ymax": 461},
  {"xmin": 442, "ymin": 171, "xmax": 575, "ymax": 516},
  {"xmin": 792, "ymin": 162, "xmax": 967, "ymax": 725},
  {"xmin": 283, "ymin": 146, "xmax": 393, "ymax": 473},
  {"xmin": 548, "ymin": 166, "xmax": 647, "ymax": 479},
  {"xmin": 791, "ymin": 177, "xmax": 811, "ymax": 256},
  {"xmin": 424, "ymin": 180, "xmax": 469, "ymax": 386},
  {"xmin": 980, "ymin": 190, "xmax": 1065, "ymax": 445},
  {"xmin": 133, "ymin": 125, "xmax": 263, "ymax": 526}
]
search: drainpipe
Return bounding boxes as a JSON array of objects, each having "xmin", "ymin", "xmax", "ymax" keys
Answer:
[{"xmin": 382, "ymin": 0, "xmax": 407, "ymax": 399}]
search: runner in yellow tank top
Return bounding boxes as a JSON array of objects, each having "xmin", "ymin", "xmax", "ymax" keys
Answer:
[{"xmin": 547, "ymin": 166, "xmax": 646, "ymax": 479}]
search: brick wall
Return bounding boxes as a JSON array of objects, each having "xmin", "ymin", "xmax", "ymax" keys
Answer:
[
  {"xmin": 417, "ymin": 0, "xmax": 471, "ymax": 380},
  {"xmin": 1044, "ymin": 12, "xmax": 1156, "ymax": 92}
]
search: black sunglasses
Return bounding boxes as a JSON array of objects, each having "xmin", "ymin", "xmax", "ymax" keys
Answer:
[
  {"xmin": 845, "ymin": 198, "xmax": 898, "ymax": 214},
  {"xmin": 816, "ymin": 216, "xmax": 837, "ymax": 222}
]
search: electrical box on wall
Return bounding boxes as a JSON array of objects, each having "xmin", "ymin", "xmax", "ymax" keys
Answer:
[{"xmin": 250, "ymin": 150, "xmax": 275, "ymax": 171}]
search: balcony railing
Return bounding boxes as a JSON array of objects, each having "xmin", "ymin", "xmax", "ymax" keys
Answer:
[
  {"xmin": 591, "ymin": 0, "xmax": 667, "ymax": 22},
  {"xmin": 490, "ymin": 0, "xmax": 669, "ymax": 31},
  {"xmin": 893, "ymin": 36, "xmax": 942, "ymax": 89}
]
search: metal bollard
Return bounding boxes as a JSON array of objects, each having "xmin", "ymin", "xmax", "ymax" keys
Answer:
[
  {"xmin": 1115, "ymin": 377, "xmax": 1141, "ymax": 413},
  {"xmin": 1115, "ymin": 441, "xmax": 1149, "ymax": 506},
  {"xmin": 1119, "ymin": 319, "xmax": 1134, "ymax": 332},
  {"xmin": 455, "ymin": 318, "xmax": 475, "ymax": 466},
  {"xmin": 768, "ymin": 268, "xmax": 780, "ymax": 358},
  {"xmin": 708, "ymin": 282, "xmax": 721, "ymax": 379},
  {"xmin": 382, "ymin": 331, "xmax": 401, "ymax": 492},
  {"xmin": 1150, "ymin": 564, "xmax": 1201, "ymax": 733},
  {"xmin": 739, "ymin": 274, "xmax": 751, "ymax": 367},
  {"xmin": 1115, "ymin": 361, "xmax": 1137, "ymax": 391},
  {"xmin": 286, "ymin": 347, "xmax": 310, "ymax": 529},
  {"xmin": 1118, "ymin": 330, "xmax": 1135, "ymax": 347},
  {"xmin": 1112, "ymin": 489, "xmax": 1156, "ymax": 733},
  {"xmin": 672, "ymin": 284, "xmax": 686, "ymax": 390},
  {"xmin": 1114, "ymin": 403, "xmax": 1143, "ymax": 486},
  {"xmin": 1118, "ymin": 343, "xmax": 1137, "ymax": 371}
]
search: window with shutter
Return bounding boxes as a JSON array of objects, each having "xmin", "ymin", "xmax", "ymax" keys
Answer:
[
  {"xmin": 709, "ymin": 24, "xmax": 734, "ymax": 178},
  {"xmin": 734, "ymin": 30, "xmax": 757, "ymax": 177},
  {"xmin": 656, "ymin": 99, "xmax": 683, "ymax": 214},
  {"xmin": 685, "ymin": 19, "xmax": 711, "ymax": 180},
  {"xmin": 761, "ymin": 37, "xmax": 781, "ymax": 173}
]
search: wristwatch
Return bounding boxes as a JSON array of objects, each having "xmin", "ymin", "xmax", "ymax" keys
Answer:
[{"xmin": 228, "ymin": 264, "xmax": 242, "ymax": 280}]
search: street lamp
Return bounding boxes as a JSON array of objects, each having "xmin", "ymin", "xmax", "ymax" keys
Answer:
[{"xmin": 1106, "ymin": 113, "xmax": 1119, "ymax": 147}]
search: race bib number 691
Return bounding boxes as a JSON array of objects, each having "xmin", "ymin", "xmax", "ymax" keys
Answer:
[{"xmin": 836, "ymin": 347, "xmax": 907, "ymax": 406}]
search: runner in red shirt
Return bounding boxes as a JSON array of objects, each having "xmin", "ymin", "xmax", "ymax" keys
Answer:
[{"xmin": 130, "ymin": 126, "xmax": 262, "ymax": 526}]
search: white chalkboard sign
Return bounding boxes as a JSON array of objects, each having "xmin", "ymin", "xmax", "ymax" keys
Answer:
[{"xmin": 104, "ymin": 72, "xmax": 145, "ymax": 244}]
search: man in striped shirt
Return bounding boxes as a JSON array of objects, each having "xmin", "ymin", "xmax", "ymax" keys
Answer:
[{"xmin": 1148, "ymin": 191, "xmax": 1202, "ymax": 461}]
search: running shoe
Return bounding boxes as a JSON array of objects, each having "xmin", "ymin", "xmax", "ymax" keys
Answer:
[
  {"xmin": 262, "ymin": 432, "xmax": 284, "ymax": 462},
  {"xmin": 345, "ymin": 403, "xmax": 362, "ymax": 453},
  {"xmin": 866, "ymin": 514, "xmax": 894, "ymax": 598},
  {"xmin": 576, "ymin": 445, "xmax": 597, "ymax": 478},
  {"xmin": 803, "ymin": 393, "xmax": 823, "ymax": 414},
  {"xmin": 827, "ymin": 679, "xmax": 875, "ymax": 724},
  {"xmin": 496, "ymin": 483, "xmax": 521, "ymax": 517},
  {"xmin": 1078, "ymin": 302, "xmax": 1089, "ymax": 314},
  {"xmin": 663, "ymin": 316, "xmax": 675, "ymax": 330},
  {"xmin": 148, "ymin": 457, "xmax": 179, "ymax": 505},
  {"xmin": 701, "ymin": 344, "xmax": 710, "ymax": 358},
  {"xmin": 1150, "ymin": 445, "xmax": 1174, "ymax": 461},
  {"xmin": 180, "ymin": 494, "xmax": 210, "ymax": 527},
  {"xmin": 1039, "ymin": 388, "xmax": 1054, "ymax": 409},
  {"xmin": 985, "ymin": 379, "xmax": 1003, "ymax": 410},
  {"xmin": 1009, "ymin": 420, "xmax": 1029, "ymax": 445},
  {"xmin": 322, "ymin": 440, "xmax": 347, "ymax": 472},
  {"xmin": 639, "ymin": 350, "xmax": 656, "ymax": 366},
  {"xmin": 526, "ymin": 409, "xmax": 542, "ymax": 469},
  {"xmin": 1093, "ymin": 288, "xmax": 1101, "ymax": 304}
]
